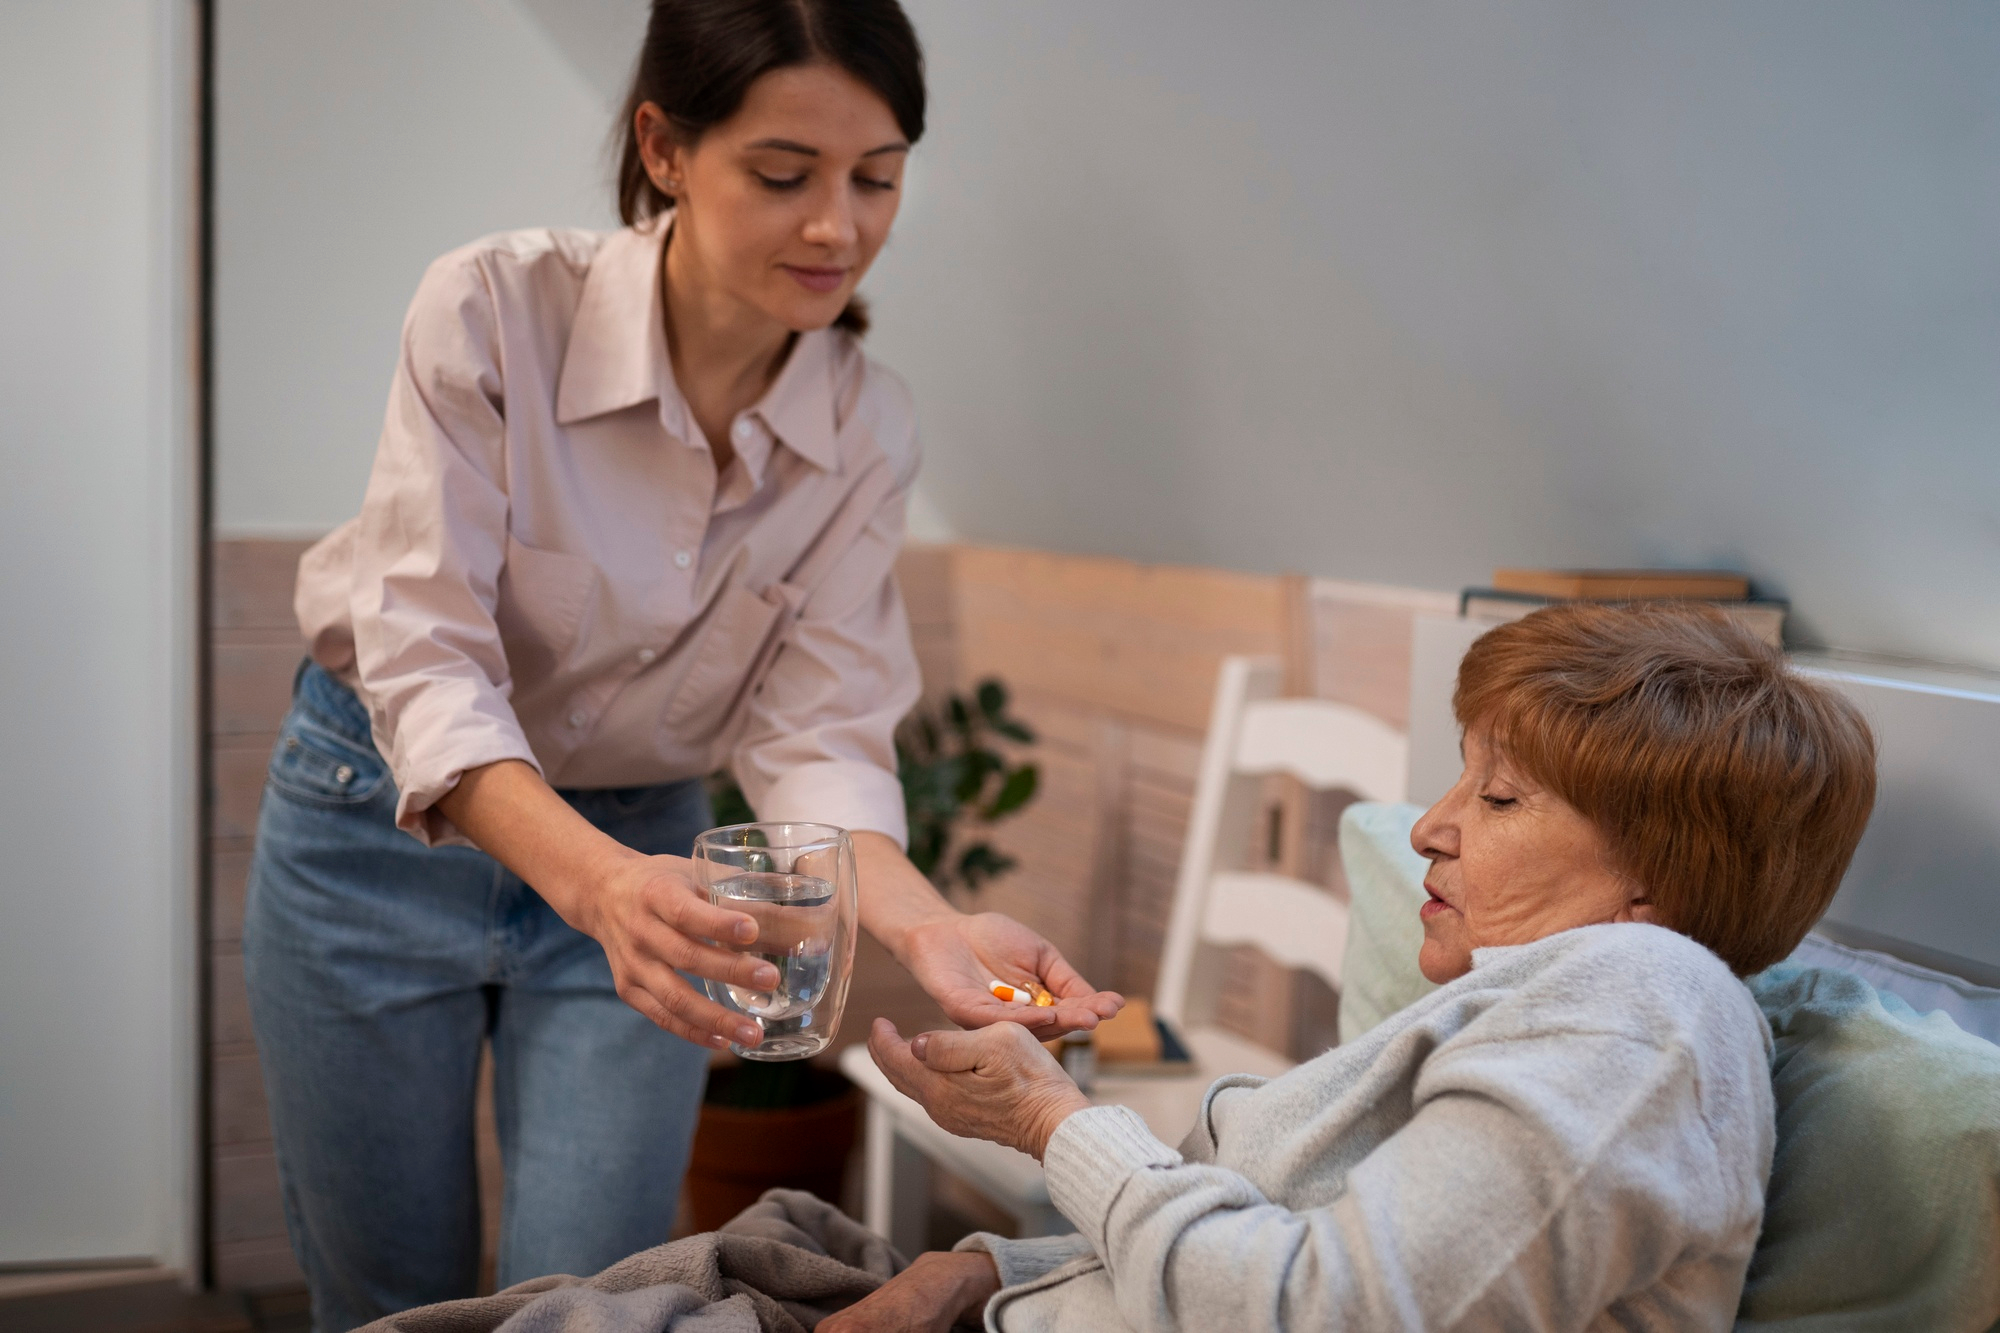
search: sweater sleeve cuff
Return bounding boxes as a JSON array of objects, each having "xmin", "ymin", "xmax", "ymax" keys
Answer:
[
  {"xmin": 952, "ymin": 1232, "xmax": 1093, "ymax": 1289},
  {"xmin": 755, "ymin": 759, "xmax": 908, "ymax": 847},
  {"xmin": 1043, "ymin": 1105, "xmax": 1182, "ymax": 1242}
]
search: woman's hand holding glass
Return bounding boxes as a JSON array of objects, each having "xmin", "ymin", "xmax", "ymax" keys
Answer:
[
  {"xmin": 581, "ymin": 849, "xmax": 784, "ymax": 1051},
  {"xmin": 438, "ymin": 762, "xmax": 1122, "ymax": 1054},
  {"xmin": 586, "ymin": 843, "xmax": 1121, "ymax": 1055}
]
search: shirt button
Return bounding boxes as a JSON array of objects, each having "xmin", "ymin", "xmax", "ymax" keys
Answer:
[
  {"xmin": 673, "ymin": 550, "xmax": 692, "ymax": 569},
  {"xmin": 568, "ymin": 709, "xmax": 588, "ymax": 728},
  {"xmin": 334, "ymin": 765, "xmax": 354, "ymax": 784},
  {"xmin": 731, "ymin": 419, "xmax": 753, "ymax": 444},
  {"xmin": 636, "ymin": 647, "xmax": 657, "ymax": 665}
]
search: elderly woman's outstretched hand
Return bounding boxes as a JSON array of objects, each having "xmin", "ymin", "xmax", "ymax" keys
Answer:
[{"xmin": 868, "ymin": 1017, "xmax": 1093, "ymax": 1161}]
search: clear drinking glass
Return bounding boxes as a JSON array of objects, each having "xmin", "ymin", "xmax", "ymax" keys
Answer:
[{"xmin": 693, "ymin": 822, "xmax": 859, "ymax": 1061}]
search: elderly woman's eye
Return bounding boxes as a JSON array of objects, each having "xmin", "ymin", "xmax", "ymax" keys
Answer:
[{"xmin": 1481, "ymin": 794, "xmax": 1517, "ymax": 809}]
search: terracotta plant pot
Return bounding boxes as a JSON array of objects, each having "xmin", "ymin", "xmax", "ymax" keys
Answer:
[{"xmin": 685, "ymin": 1066, "xmax": 862, "ymax": 1233}]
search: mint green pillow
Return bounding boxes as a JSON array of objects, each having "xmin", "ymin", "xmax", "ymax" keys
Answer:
[
  {"xmin": 1336, "ymin": 802, "xmax": 1437, "ymax": 1045},
  {"xmin": 1738, "ymin": 963, "xmax": 2000, "ymax": 1331}
]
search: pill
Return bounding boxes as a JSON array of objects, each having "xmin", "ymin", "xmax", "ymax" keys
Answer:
[
  {"xmin": 989, "ymin": 979, "xmax": 1032, "ymax": 1005},
  {"xmin": 1031, "ymin": 984, "xmax": 1056, "ymax": 1007}
]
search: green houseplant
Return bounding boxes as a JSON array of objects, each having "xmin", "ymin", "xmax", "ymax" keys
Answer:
[
  {"xmin": 688, "ymin": 679, "xmax": 1039, "ymax": 1220},
  {"xmin": 895, "ymin": 678, "xmax": 1040, "ymax": 897}
]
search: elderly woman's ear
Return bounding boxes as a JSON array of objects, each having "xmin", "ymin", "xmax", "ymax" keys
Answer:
[{"xmin": 868, "ymin": 1018, "xmax": 1093, "ymax": 1160}]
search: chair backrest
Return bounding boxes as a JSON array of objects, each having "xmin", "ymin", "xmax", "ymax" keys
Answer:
[{"xmin": 1155, "ymin": 656, "xmax": 1410, "ymax": 1032}]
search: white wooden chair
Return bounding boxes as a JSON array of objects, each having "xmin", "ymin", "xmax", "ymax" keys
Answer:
[
  {"xmin": 838, "ymin": 655, "xmax": 1409, "ymax": 1251},
  {"xmin": 1153, "ymin": 654, "xmax": 1409, "ymax": 1044}
]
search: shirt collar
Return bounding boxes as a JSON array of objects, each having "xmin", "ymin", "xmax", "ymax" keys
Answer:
[
  {"xmin": 555, "ymin": 217, "xmax": 843, "ymax": 474},
  {"xmin": 750, "ymin": 327, "xmax": 840, "ymax": 473},
  {"xmin": 554, "ymin": 220, "xmax": 670, "ymax": 429}
]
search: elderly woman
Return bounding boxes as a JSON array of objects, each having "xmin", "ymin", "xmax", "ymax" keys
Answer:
[{"xmin": 832, "ymin": 604, "xmax": 1876, "ymax": 1332}]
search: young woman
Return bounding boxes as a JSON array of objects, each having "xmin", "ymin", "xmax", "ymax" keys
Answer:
[{"xmin": 245, "ymin": 3, "xmax": 1118, "ymax": 1328}]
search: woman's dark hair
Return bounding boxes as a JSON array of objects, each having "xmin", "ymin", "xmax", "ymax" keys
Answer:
[{"xmin": 617, "ymin": 0, "xmax": 926, "ymax": 336}]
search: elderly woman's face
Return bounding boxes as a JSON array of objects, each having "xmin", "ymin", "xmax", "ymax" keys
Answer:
[{"xmin": 1409, "ymin": 730, "xmax": 1654, "ymax": 983}]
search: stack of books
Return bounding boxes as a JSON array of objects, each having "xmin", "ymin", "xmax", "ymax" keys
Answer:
[{"xmin": 1461, "ymin": 569, "xmax": 1787, "ymax": 646}]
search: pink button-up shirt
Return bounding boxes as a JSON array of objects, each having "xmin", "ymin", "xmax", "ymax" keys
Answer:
[{"xmin": 295, "ymin": 220, "xmax": 921, "ymax": 847}]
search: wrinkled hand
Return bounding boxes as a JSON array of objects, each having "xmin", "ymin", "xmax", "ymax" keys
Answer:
[
  {"xmin": 579, "ymin": 853, "xmax": 775, "ymax": 1051},
  {"xmin": 869, "ymin": 1019, "xmax": 1093, "ymax": 1161},
  {"xmin": 901, "ymin": 912, "xmax": 1123, "ymax": 1039},
  {"xmin": 817, "ymin": 1251, "xmax": 1001, "ymax": 1333}
]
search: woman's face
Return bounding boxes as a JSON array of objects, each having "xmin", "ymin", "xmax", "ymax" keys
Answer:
[
  {"xmin": 639, "ymin": 63, "xmax": 908, "ymax": 333},
  {"xmin": 1409, "ymin": 729, "xmax": 1654, "ymax": 983}
]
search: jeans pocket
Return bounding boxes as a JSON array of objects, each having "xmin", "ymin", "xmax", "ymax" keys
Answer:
[{"xmin": 266, "ymin": 715, "xmax": 390, "ymax": 807}]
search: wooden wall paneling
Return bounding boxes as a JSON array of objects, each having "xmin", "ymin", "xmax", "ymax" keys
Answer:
[
  {"xmin": 209, "ymin": 1051, "xmax": 271, "ymax": 1148},
  {"xmin": 971, "ymin": 692, "xmax": 1107, "ymax": 968},
  {"xmin": 1117, "ymin": 725, "xmax": 1201, "ymax": 1000},
  {"xmin": 1213, "ymin": 945, "xmax": 1298, "ymax": 1054},
  {"xmin": 207, "ymin": 951, "xmax": 253, "ymax": 1048},
  {"xmin": 210, "ymin": 736, "xmax": 274, "ymax": 843},
  {"xmin": 895, "ymin": 544, "xmax": 957, "ymax": 707},
  {"xmin": 210, "ymin": 1148, "xmax": 287, "ymax": 1245},
  {"xmin": 210, "ymin": 540, "xmax": 317, "ymax": 632},
  {"xmin": 1281, "ymin": 573, "xmax": 1314, "ymax": 697},
  {"xmin": 1082, "ymin": 715, "xmax": 1131, "ymax": 989},
  {"xmin": 1299, "ymin": 579, "xmax": 1459, "ymax": 732},
  {"xmin": 207, "ymin": 540, "xmax": 315, "ymax": 1291},
  {"xmin": 951, "ymin": 546, "xmax": 1289, "ymax": 733},
  {"xmin": 213, "ymin": 1236, "xmax": 308, "ymax": 1293},
  {"xmin": 211, "ymin": 635, "xmax": 306, "ymax": 736},
  {"xmin": 210, "ymin": 846, "xmax": 251, "ymax": 947}
]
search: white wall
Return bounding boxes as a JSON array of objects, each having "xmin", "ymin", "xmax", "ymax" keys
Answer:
[
  {"xmin": 0, "ymin": 1, "xmax": 199, "ymax": 1270},
  {"xmin": 213, "ymin": 0, "xmax": 627, "ymax": 536},
  {"xmin": 866, "ymin": 1, "xmax": 2000, "ymax": 671},
  {"xmin": 214, "ymin": 2, "xmax": 2000, "ymax": 673}
]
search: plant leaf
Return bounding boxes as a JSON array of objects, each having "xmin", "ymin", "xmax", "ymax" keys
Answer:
[
  {"xmin": 976, "ymin": 678, "xmax": 1008, "ymax": 719},
  {"xmin": 957, "ymin": 841, "xmax": 1017, "ymax": 890},
  {"xmin": 982, "ymin": 764, "xmax": 1039, "ymax": 819}
]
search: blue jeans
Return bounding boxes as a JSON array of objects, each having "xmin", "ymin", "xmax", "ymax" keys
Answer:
[{"xmin": 245, "ymin": 662, "xmax": 712, "ymax": 1332}]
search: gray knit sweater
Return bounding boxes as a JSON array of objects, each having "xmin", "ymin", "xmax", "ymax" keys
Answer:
[{"xmin": 958, "ymin": 923, "xmax": 1775, "ymax": 1331}]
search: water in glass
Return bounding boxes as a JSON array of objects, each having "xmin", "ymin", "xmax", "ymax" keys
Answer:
[{"xmin": 712, "ymin": 871, "xmax": 834, "ymax": 1020}]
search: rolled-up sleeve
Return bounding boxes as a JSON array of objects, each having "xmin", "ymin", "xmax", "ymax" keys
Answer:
[
  {"xmin": 348, "ymin": 254, "xmax": 539, "ymax": 845},
  {"xmin": 731, "ymin": 428, "xmax": 922, "ymax": 845}
]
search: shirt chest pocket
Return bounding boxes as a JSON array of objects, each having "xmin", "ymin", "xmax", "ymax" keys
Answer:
[
  {"xmin": 661, "ymin": 579, "xmax": 804, "ymax": 744},
  {"xmin": 496, "ymin": 534, "xmax": 598, "ymax": 675}
]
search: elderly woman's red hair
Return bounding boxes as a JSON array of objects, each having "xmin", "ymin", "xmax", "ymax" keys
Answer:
[{"xmin": 1453, "ymin": 602, "xmax": 1877, "ymax": 975}]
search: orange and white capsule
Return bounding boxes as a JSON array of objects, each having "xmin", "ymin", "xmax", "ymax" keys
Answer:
[{"xmin": 990, "ymin": 978, "xmax": 1060, "ymax": 1007}]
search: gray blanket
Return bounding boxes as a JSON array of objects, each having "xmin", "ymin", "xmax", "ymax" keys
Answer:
[{"xmin": 358, "ymin": 1191, "xmax": 908, "ymax": 1333}]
